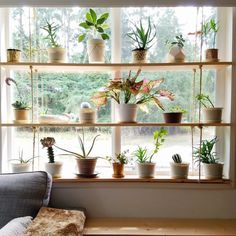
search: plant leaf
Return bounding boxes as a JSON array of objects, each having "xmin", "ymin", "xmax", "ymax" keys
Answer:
[
  {"xmin": 101, "ymin": 33, "xmax": 109, "ymax": 40},
  {"xmin": 89, "ymin": 9, "xmax": 97, "ymax": 23},
  {"xmin": 79, "ymin": 22, "xmax": 90, "ymax": 29},
  {"xmin": 87, "ymin": 134, "xmax": 100, "ymax": 157},
  {"xmin": 78, "ymin": 33, "xmax": 86, "ymax": 43}
]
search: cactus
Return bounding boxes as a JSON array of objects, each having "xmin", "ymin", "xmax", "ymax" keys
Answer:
[
  {"xmin": 172, "ymin": 153, "xmax": 182, "ymax": 163},
  {"xmin": 81, "ymin": 102, "xmax": 91, "ymax": 109}
]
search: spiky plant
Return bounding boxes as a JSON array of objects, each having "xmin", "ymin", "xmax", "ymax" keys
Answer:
[
  {"xmin": 172, "ymin": 154, "xmax": 182, "ymax": 163},
  {"xmin": 196, "ymin": 93, "xmax": 214, "ymax": 108},
  {"xmin": 40, "ymin": 137, "xmax": 56, "ymax": 163}
]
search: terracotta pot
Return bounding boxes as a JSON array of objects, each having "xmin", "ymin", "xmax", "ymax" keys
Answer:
[
  {"xmin": 76, "ymin": 158, "xmax": 97, "ymax": 176},
  {"xmin": 203, "ymin": 163, "xmax": 223, "ymax": 180},
  {"xmin": 48, "ymin": 48, "xmax": 66, "ymax": 63},
  {"xmin": 7, "ymin": 49, "xmax": 21, "ymax": 62},
  {"xmin": 137, "ymin": 163, "xmax": 156, "ymax": 178},
  {"xmin": 202, "ymin": 108, "xmax": 223, "ymax": 123},
  {"xmin": 170, "ymin": 162, "xmax": 189, "ymax": 179},
  {"xmin": 87, "ymin": 39, "xmax": 105, "ymax": 63},
  {"xmin": 11, "ymin": 162, "xmax": 31, "ymax": 173},
  {"xmin": 14, "ymin": 109, "xmax": 30, "ymax": 123},
  {"xmin": 112, "ymin": 163, "xmax": 124, "ymax": 178},
  {"xmin": 167, "ymin": 46, "xmax": 185, "ymax": 63},
  {"xmin": 115, "ymin": 104, "xmax": 138, "ymax": 123},
  {"xmin": 163, "ymin": 112, "xmax": 182, "ymax": 123},
  {"xmin": 79, "ymin": 108, "xmax": 96, "ymax": 124},
  {"xmin": 205, "ymin": 48, "xmax": 219, "ymax": 62},
  {"xmin": 45, "ymin": 162, "xmax": 63, "ymax": 178},
  {"xmin": 132, "ymin": 49, "xmax": 147, "ymax": 63}
]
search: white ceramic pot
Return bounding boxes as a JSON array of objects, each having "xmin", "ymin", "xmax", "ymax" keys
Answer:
[
  {"xmin": 14, "ymin": 109, "xmax": 30, "ymax": 124},
  {"xmin": 45, "ymin": 162, "xmax": 63, "ymax": 178},
  {"xmin": 167, "ymin": 46, "xmax": 185, "ymax": 63},
  {"xmin": 170, "ymin": 162, "xmax": 189, "ymax": 179},
  {"xmin": 48, "ymin": 48, "xmax": 66, "ymax": 63},
  {"xmin": 137, "ymin": 163, "xmax": 156, "ymax": 178},
  {"xmin": 11, "ymin": 163, "xmax": 31, "ymax": 173},
  {"xmin": 87, "ymin": 39, "xmax": 105, "ymax": 63},
  {"xmin": 203, "ymin": 163, "xmax": 223, "ymax": 180},
  {"xmin": 202, "ymin": 108, "xmax": 223, "ymax": 123},
  {"xmin": 132, "ymin": 49, "xmax": 148, "ymax": 63},
  {"xmin": 79, "ymin": 108, "xmax": 96, "ymax": 124},
  {"xmin": 115, "ymin": 104, "xmax": 138, "ymax": 123}
]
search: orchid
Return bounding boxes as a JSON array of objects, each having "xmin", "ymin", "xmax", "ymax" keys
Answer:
[{"xmin": 91, "ymin": 69, "xmax": 174, "ymax": 112}]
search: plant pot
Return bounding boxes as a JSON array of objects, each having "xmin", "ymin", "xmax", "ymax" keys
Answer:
[
  {"xmin": 14, "ymin": 109, "xmax": 30, "ymax": 123},
  {"xmin": 87, "ymin": 39, "xmax": 105, "ymax": 63},
  {"xmin": 112, "ymin": 163, "xmax": 125, "ymax": 178},
  {"xmin": 132, "ymin": 49, "xmax": 147, "ymax": 63},
  {"xmin": 163, "ymin": 112, "xmax": 182, "ymax": 123},
  {"xmin": 202, "ymin": 108, "xmax": 223, "ymax": 123},
  {"xmin": 137, "ymin": 163, "xmax": 156, "ymax": 178},
  {"xmin": 76, "ymin": 158, "xmax": 97, "ymax": 176},
  {"xmin": 45, "ymin": 162, "xmax": 63, "ymax": 178},
  {"xmin": 115, "ymin": 104, "xmax": 138, "ymax": 123},
  {"xmin": 11, "ymin": 162, "xmax": 31, "ymax": 173},
  {"xmin": 7, "ymin": 49, "xmax": 21, "ymax": 62},
  {"xmin": 79, "ymin": 108, "xmax": 96, "ymax": 124},
  {"xmin": 170, "ymin": 162, "xmax": 189, "ymax": 179},
  {"xmin": 205, "ymin": 48, "xmax": 219, "ymax": 62},
  {"xmin": 47, "ymin": 48, "xmax": 66, "ymax": 63},
  {"xmin": 203, "ymin": 163, "xmax": 223, "ymax": 180},
  {"xmin": 167, "ymin": 46, "xmax": 185, "ymax": 63}
]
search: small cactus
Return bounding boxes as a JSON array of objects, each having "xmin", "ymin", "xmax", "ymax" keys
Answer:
[
  {"xmin": 81, "ymin": 102, "xmax": 91, "ymax": 109},
  {"xmin": 172, "ymin": 153, "xmax": 182, "ymax": 163}
]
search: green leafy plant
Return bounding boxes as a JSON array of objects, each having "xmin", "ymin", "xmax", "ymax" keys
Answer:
[
  {"xmin": 134, "ymin": 127, "xmax": 168, "ymax": 163},
  {"xmin": 196, "ymin": 94, "xmax": 214, "ymax": 108},
  {"xmin": 10, "ymin": 149, "xmax": 35, "ymax": 164},
  {"xmin": 106, "ymin": 150, "xmax": 129, "ymax": 164},
  {"xmin": 169, "ymin": 105, "xmax": 187, "ymax": 113},
  {"xmin": 172, "ymin": 153, "xmax": 182, "ymax": 163},
  {"xmin": 78, "ymin": 9, "xmax": 110, "ymax": 42},
  {"xmin": 202, "ymin": 18, "xmax": 219, "ymax": 48},
  {"xmin": 55, "ymin": 129, "xmax": 100, "ymax": 159},
  {"xmin": 40, "ymin": 137, "xmax": 56, "ymax": 163},
  {"xmin": 193, "ymin": 137, "xmax": 219, "ymax": 164},
  {"xmin": 5, "ymin": 77, "xmax": 30, "ymax": 109},
  {"xmin": 41, "ymin": 20, "xmax": 61, "ymax": 48},
  {"xmin": 126, "ymin": 17, "xmax": 156, "ymax": 51},
  {"xmin": 166, "ymin": 34, "xmax": 185, "ymax": 49}
]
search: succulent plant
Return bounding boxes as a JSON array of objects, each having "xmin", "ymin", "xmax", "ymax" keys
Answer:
[
  {"xmin": 81, "ymin": 102, "xmax": 91, "ymax": 109},
  {"xmin": 172, "ymin": 153, "xmax": 182, "ymax": 163},
  {"xmin": 40, "ymin": 137, "xmax": 56, "ymax": 163}
]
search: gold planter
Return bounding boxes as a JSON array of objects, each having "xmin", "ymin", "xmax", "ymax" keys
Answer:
[
  {"xmin": 14, "ymin": 109, "xmax": 30, "ymax": 123},
  {"xmin": 7, "ymin": 49, "xmax": 21, "ymax": 62},
  {"xmin": 112, "ymin": 163, "xmax": 124, "ymax": 178}
]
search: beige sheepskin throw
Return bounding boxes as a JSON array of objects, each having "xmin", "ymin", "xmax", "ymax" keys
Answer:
[{"xmin": 24, "ymin": 207, "xmax": 86, "ymax": 236}]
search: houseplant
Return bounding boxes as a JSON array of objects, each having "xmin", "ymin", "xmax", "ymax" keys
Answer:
[
  {"xmin": 202, "ymin": 18, "xmax": 219, "ymax": 62},
  {"xmin": 5, "ymin": 77, "xmax": 31, "ymax": 123},
  {"xmin": 133, "ymin": 127, "xmax": 168, "ymax": 178},
  {"xmin": 163, "ymin": 105, "xmax": 186, "ymax": 123},
  {"xmin": 54, "ymin": 130, "xmax": 100, "ymax": 177},
  {"xmin": 79, "ymin": 102, "xmax": 96, "ymax": 124},
  {"xmin": 91, "ymin": 69, "xmax": 174, "ymax": 123},
  {"xmin": 78, "ymin": 8, "xmax": 109, "ymax": 63},
  {"xmin": 126, "ymin": 17, "xmax": 156, "ymax": 63},
  {"xmin": 196, "ymin": 93, "xmax": 222, "ymax": 123},
  {"xmin": 41, "ymin": 137, "xmax": 63, "ymax": 178},
  {"xmin": 194, "ymin": 137, "xmax": 223, "ymax": 179},
  {"xmin": 106, "ymin": 150, "xmax": 129, "ymax": 178},
  {"xmin": 41, "ymin": 20, "xmax": 66, "ymax": 63},
  {"xmin": 166, "ymin": 34, "xmax": 186, "ymax": 63},
  {"xmin": 170, "ymin": 153, "xmax": 189, "ymax": 179}
]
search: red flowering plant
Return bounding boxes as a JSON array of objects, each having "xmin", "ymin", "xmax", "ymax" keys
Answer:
[{"xmin": 91, "ymin": 69, "xmax": 174, "ymax": 112}]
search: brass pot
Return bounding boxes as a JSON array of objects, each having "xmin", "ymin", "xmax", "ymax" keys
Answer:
[
  {"xmin": 7, "ymin": 49, "xmax": 21, "ymax": 62},
  {"xmin": 205, "ymin": 48, "xmax": 219, "ymax": 62},
  {"xmin": 112, "ymin": 163, "xmax": 124, "ymax": 178},
  {"xmin": 14, "ymin": 109, "xmax": 30, "ymax": 123}
]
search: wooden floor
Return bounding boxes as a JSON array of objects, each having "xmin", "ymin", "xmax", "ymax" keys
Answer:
[{"xmin": 83, "ymin": 218, "xmax": 236, "ymax": 235}]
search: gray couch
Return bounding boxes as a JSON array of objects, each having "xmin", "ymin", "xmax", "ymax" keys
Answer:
[{"xmin": 0, "ymin": 171, "xmax": 52, "ymax": 228}]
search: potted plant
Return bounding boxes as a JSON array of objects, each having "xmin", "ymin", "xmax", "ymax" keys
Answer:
[
  {"xmin": 41, "ymin": 20, "xmax": 66, "ymax": 63},
  {"xmin": 54, "ymin": 130, "xmax": 100, "ymax": 177},
  {"xmin": 126, "ymin": 17, "xmax": 156, "ymax": 63},
  {"xmin": 91, "ymin": 69, "xmax": 174, "ymax": 123},
  {"xmin": 106, "ymin": 150, "xmax": 129, "ymax": 178},
  {"xmin": 78, "ymin": 8, "xmax": 109, "ymax": 63},
  {"xmin": 7, "ymin": 48, "xmax": 21, "ymax": 62},
  {"xmin": 9, "ymin": 149, "xmax": 34, "ymax": 173},
  {"xmin": 170, "ymin": 154, "xmax": 189, "ymax": 179},
  {"xmin": 194, "ymin": 137, "xmax": 223, "ymax": 180},
  {"xmin": 79, "ymin": 102, "xmax": 96, "ymax": 124},
  {"xmin": 166, "ymin": 34, "xmax": 186, "ymax": 63},
  {"xmin": 196, "ymin": 93, "xmax": 223, "ymax": 123},
  {"xmin": 133, "ymin": 127, "xmax": 168, "ymax": 178},
  {"xmin": 202, "ymin": 18, "xmax": 219, "ymax": 62},
  {"xmin": 163, "ymin": 105, "xmax": 186, "ymax": 123},
  {"xmin": 40, "ymin": 137, "xmax": 63, "ymax": 178},
  {"xmin": 5, "ymin": 77, "xmax": 31, "ymax": 123}
]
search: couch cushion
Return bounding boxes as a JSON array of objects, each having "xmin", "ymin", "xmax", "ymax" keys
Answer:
[{"xmin": 0, "ymin": 171, "xmax": 52, "ymax": 228}]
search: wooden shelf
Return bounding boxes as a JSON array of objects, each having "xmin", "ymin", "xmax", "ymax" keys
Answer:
[
  {"xmin": 0, "ymin": 61, "xmax": 232, "ymax": 72},
  {"xmin": 0, "ymin": 122, "xmax": 231, "ymax": 127}
]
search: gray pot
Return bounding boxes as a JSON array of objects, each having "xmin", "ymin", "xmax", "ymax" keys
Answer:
[
  {"xmin": 170, "ymin": 162, "xmax": 189, "ymax": 179},
  {"xmin": 76, "ymin": 158, "xmax": 97, "ymax": 176},
  {"xmin": 202, "ymin": 108, "xmax": 223, "ymax": 123},
  {"xmin": 137, "ymin": 163, "xmax": 156, "ymax": 178},
  {"xmin": 203, "ymin": 163, "xmax": 223, "ymax": 180},
  {"xmin": 48, "ymin": 48, "xmax": 66, "ymax": 63}
]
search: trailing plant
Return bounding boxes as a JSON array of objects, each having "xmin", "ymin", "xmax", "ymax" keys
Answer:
[
  {"xmin": 202, "ymin": 18, "xmax": 219, "ymax": 48},
  {"xmin": 9, "ymin": 149, "xmax": 35, "ymax": 164},
  {"xmin": 166, "ymin": 34, "xmax": 185, "ymax": 49},
  {"xmin": 172, "ymin": 153, "xmax": 182, "ymax": 163},
  {"xmin": 193, "ymin": 137, "xmax": 219, "ymax": 164},
  {"xmin": 126, "ymin": 17, "xmax": 156, "ymax": 51},
  {"xmin": 5, "ymin": 77, "xmax": 30, "ymax": 109},
  {"xmin": 40, "ymin": 137, "xmax": 56, "ymax": 163},
  {"xmin": 91, "ymin": 69, "xmax": 174, "ymax": 112},
  {"xmin": 41, "ymin": 20, "xmax": 61, "ymax": 48},
  {"xmin": 106, "ymin": 150, "xmax": 129, "ymax": 164},
  {"xmin": 78, "ymin": 9, "xmax": 110, "ymax": 42},
  {"xmin": 196, "ymin": 93, "xmax": 214, "ymax": 108},
  {"xmin": 134, "ymin": 127, "xmax": 168, "ymax": 163}
]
